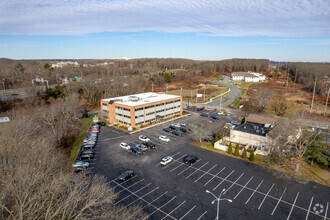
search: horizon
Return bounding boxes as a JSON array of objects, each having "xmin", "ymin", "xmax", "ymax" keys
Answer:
[{"xmin": 0, "ymin": 0, "xmax": 329, "ymax": 62}]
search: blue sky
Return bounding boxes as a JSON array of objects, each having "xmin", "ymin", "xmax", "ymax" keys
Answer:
[{"xmin": 0, "ymin": 0, "xmax": 329, "ymax": 61}]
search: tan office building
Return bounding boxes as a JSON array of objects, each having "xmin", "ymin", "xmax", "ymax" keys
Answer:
[{"xmin": 100, "ymin": 92, "xmax": 182, "ymax": 127}]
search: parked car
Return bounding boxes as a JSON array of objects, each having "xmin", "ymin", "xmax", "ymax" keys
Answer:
[
  {"xmin": 81, "ymin": 144, "xmax": 95, "ymax": 150},
  {"xmin": 77, "ymin": 153, "xmax": 94, "ymax": 160},
  {"xmin": 196, "ymin": 107, "xmax": 203, "ymax": 111},
  {"xmin": 183, "ymin": 155, "xmax": 198, "ymax": 165},
  {"xmin": 202, "ymin": 136, "xmax": 215, "ymax": 142},
  {"xmin": 159, "ymin": 135, "xmax": 170, "ymax": 142},
  {"xmin": 131, "ymin": 146, "xmax": 142, "ymax": 155},
  {"xmin": 97, "ymin": 121, "xmax": 106, "ymax": 126},
  {"xmin": 73, "ymin": 166, "xmax": 89, "ymax": 173},
  {"xmin": 72, "ymin": 161, "xmax": 89, "ymax": 168},
  {"xmin": 119, "ymin": 142, "xmax": 131, "ymax": 150},
  {"xmin": 163, "ymin": 127, "xmax": 172, "ymax": 132},
  {"xmin": 160, "ymin": 156, "xmax": 173, "ymax": 166},
  {"xmin": 145, "ymin": 142, "xmax": 156, "ymax": 149},
  {"xmin": 138, "ymin": 135, "xmax": 150, "ymax": 142},
  {"xmin": 136, "ymin": 144, "xmax": 148, "ymax": 151},
  {"xmin": 224, "ymin": 123, "xmax": 235, "ymax": 129},
  {"xmin": 218, "ymin": 111, "xmax": 224, "ymax": 116},
  {"xmin": 118, "ymin": 170, "xmax": 134, "ymax": 181},
  {"xmin": 171, "ymin": 131, "xmax": 183, "ymax": 136},
  {"xmin": 211, "ymin": 115, "xmax": 220, "ymax": 120},
  {"xmin": 80, "ymin": 149, "xmax": 95, "ymax": 155},
  {"xmin": 200, "ymin": 113, "xmax": 209, "ymax": 117},
  {"xmin": 179, "ymin": 122, "xmax": 186, "ymax": 127},
  {"xmin": 169, "ymin": 125, "xmax": 177, "ymax": 130},
  {"xmin": 171, "ymin": 123, "xmax": 181, "ymax": 128},
  {"xmin": 179, "ymin": 127, "xmax": 188, "ymax": 133}
]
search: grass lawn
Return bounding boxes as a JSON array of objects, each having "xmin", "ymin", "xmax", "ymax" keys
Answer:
[{"xmin": 199, "ymin": 143, "xmax": 330, "ymax": 186}]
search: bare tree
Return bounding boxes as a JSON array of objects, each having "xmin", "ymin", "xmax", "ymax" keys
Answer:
[{"xmin": 188, "ymin": 120, "xmax": 213, "ymax": 142}]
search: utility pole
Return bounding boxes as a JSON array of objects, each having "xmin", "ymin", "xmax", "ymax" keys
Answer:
[
  {"xmin": 166, "ymin": 84, "xmax": 168, "ymax": 94},
  {"xmin": 324, "ymin": 85, "xmax": 330, "ymax": 116},
  {"xmin": 220, "ymin": 96, "xmax": 222, "ymax": 110},
  {"xmin": 180, "ymin": 87, "xmax": 182, "ymax": 97},
  {"xmin": 152, "ymin": 83, "xmax": 154, "ymax": 92},
  {"xmin": 310, "ymin": 73, "xmax": 317, "ymax": 114},
  {"xmin": 196, "ymin": 90, "xmax": 198, "ymax": 104},
  {"xmin": 286, "ymin": 62, "xmax": 289, "ymax": 89},
  {"xmin": 191, "ymin": 90, "xmax": 192, "ymax": 102},
  {"xmin": 204, "ymin": 86, "xmax": 206, "ymax": 103},
  {"xmin": 294, "ymin": 68, "xmax": 298, "ymax": 88}
]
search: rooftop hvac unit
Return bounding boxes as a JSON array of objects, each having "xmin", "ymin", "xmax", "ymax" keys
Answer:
[{"xmin": 128, "ymin": 96, "xmax": 139, "ymax": 102}]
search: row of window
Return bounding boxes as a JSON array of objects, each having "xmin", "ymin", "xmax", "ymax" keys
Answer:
[
  {"xmin": 145, "ymin": 105, "xmax": 155, "ymax": 110},
  {"xmin": 116, "ymin": 113, "xmax": 122, "ymax": 117},
  {"xmin": 156, "ymin": 103, "xmax": 164, "ymax": 107}
]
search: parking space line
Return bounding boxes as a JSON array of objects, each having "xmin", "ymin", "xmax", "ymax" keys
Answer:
[
  {"xmin": 185, "ymin": 162, "xmax": 209, "ymax": 179},
  {"xmin": 258, "ymin": 183, "xmax": 275, "ymax": 210},
  {"xmin": 194, "ymin": 164, "xmax": 217, "ymax": 183},
  {"xmin": 107, "ymin": 175, "xmax": 138, "ymax": 186},
  {"xmin": 164, "ymin": 154, "xmax": 187, "ymax": 170},
  {"xmin": 223, "ymin": 173, "xmax": 244, "ymax": 195},
  {"xmin": 170, "ymin": 162, "xmax": 185, "ymax": 173},
  {"xmin": 177, "ymin": 160, "xmax": 203, "ymax": 176},
  {"xmin": 133, "ymin": 191, "xmax": 168, "ymax": 216},
  {"xmin": 286, "ymin": 192, "xmax": 299, "ymax": 220},
  {"xmin": 157, "ymin": 152, "xmax": 181, "ymax": 166},
  {"xmin": 161, "ymin": 200, "xmax": 186, "ymax": 220},
  {"xmin": 201, "ymin": 167, "xmax": 223, "ymax": 185},
  {"xmin": 144, "ymin": 196, "xmax": 177, "ymax": 220},
  {"xmin": 179, "ymin": 205, "xmax": 196, "ymax": 220},
  {"xmin": 305, "ymin": 196, "xmax": 314, "ymax": 220},
  {"xmin": 114, "ymin": 179, "xmax": 144, "ymax": 193},
  {"xmin": 323, "ymin": 202, "xmax": 329, "ymax": 220},
  {"xmin": 114, "ymin": 183, "xmax": 152, "ymax": 205},
  {"xmin": 245, "ymin": 179, "xmax": 264, "ymax": 204},
  {"xmin": 212, "ymin": 170, "xmax": 234, "ymax": 191},
  {"xmin": 233, "ymin": 176, "xmax": 253, "ymax": 199},
  {"xmin": 196, "ymin": 211, "xmax": 207, "ymax": 220},
  {"xmin": 271, "ymin": 187, "xmax": 287, "ymax": 215},
  {"xmin": 126, "ymin": 187, "xmax": 160, "ymax": 207}
]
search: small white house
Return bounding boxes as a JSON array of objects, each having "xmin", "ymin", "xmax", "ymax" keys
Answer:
[{"xmin": 231, "ymin": 71, "xmax": 266, "ymax": 82}]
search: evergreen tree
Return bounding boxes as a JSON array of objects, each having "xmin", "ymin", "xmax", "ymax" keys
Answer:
[
  {"xmin": 234, "ymin": 143, "xmax": 240, "ymax": 156},
  {"xmin": 242, "ymin": 148, "xmax": 247, "ymax": 159},
  {"xmin": 228, "ymin": 143, "xmax": 233, "ymax": 154},
  {"xmin": 249, "ymin": 150, "xmax": 255, "ymax": 161}
]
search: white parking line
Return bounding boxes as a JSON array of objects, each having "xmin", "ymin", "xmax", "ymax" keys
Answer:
[
  {"xmin": 133, "ymin": 191, "xmax": 168, "ymax": 215},
  {"xmin": 114, "ymin": 179, "xmax": 144, "ymax": 193},
  {"xmin": 170, "ymin": 162, "xmax": 185, "ymax": 173},
  {"xmin": 234, "ymin": 176, "xmax": 253, "ymax": 199},
  {"xmin": 194, "ymin": 164, "xmax": 217, "ymax": 183},
  {"xmin": 223, "ymin": 173, "xmax": 244, "ymax": 195},
  {"xmin": 179, "ymin": 205, "xmax": 196, "ymax": 220},
  {"xmin": 286, "ymin": 192, "xmax": 299, "ymax": 220},
  {"xmin": 144, "ymin": 196, "xmax": 177, "ymax": 220},
  {"xmin": 202, "ymin": 167, "xmax": 223, "ymax": 186},
  {"xmin": 161, "ymin": 200, "xmax": 186, "ymax": 220},
  {"xmin": 324, "ymin": 202, "xmax": 329, "ymax": 220},
  {"xmin": 185, "ymin": 162, "xmax": 209, "ymax": 179},
  {"xmin": 271, "ymin": 187, "xmax": 287, "ymax": 215},
  {"xmin": 177, "ymin": 160, "xmax": 203, "ymax": 176},
  {"xmin": 213, "ymin": 170, "xmax": 234, "ymax": 191},
  {"xmin": 126, "ymin": 186, "xmax": 160, "ymax": 207},
  {"xmin": 108, "ymin": 175, "xmax": 138, "ymax": 186},
  {"xmin": 111, "ymin": 181, "xmax": 176, "ymax": 220},
  {"xmin": 114, "ymin": 183, "xmax": 152, "ymax": 205},
  {"xmin": 164, "ymin": 154, "xmax": 187, "ymax": 170},
  {"xmin": 245, "ymin": 180, "xmax": 264, "ymax": 204},
  {"xmin": 258, "ymin": 183, "xmax": 275, "ymax": 210},
  {"xmin": 196, "ymin": 211, "xmax": 207, "ymax": 220},
  {"xmin": 305, "ymin": 196, "xmax": 314, "ymax": 220}
]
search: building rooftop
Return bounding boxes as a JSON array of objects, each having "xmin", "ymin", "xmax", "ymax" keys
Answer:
[
  {"xmin": 102, "ymin": 92, "xmax": 181, "ymax": 107},
  {"xmin": 234, "ymin": 122, "xmax": 274, "ymax": 137},
  {"xmin": 246, "ymin": 113, "xmax": 279, "ymax": 125},
  {"xmin": 231, "ymin": 72, "xmax": 264, "ymax": 78}
]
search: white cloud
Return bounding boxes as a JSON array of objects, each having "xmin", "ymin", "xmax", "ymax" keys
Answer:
[{"xmin": 0, "ymin": 0, "xmax": 329, "ymax": 36}]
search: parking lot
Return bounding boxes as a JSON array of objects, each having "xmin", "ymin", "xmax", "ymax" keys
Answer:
[{"xmin": 91, "ymin": 110, "xmax": 330, "ymax": 220}]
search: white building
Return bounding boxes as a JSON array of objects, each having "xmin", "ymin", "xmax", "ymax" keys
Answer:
[{"xmin": 231, "ymin": 71, "xmax": 266, "ymax": 82}]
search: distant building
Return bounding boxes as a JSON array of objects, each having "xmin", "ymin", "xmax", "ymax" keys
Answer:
[
  {"xmin": 51, "ymin": 61, "xmax": 79, "ymax": 68},
  {"xmin": 231, "ymin": 71, "xmax": 266, "ymax": 82},
  {"xmin": 100, "ymin": 92, "xmax": 182, "ymax": 127},
  {"xmin": 0, "ymin": 117, "xmax": 10, "ymax": 123}
]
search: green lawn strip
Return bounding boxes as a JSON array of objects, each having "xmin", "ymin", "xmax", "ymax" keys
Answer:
[{"xmin": 199, "ymin": 143, "xmax": 329, "ymax": 186}]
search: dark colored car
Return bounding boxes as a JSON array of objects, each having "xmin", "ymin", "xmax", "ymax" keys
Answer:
[
  {"xmin": 163, "ymin": 127, "xmax": 172, "ymax": 132},
  {"xmin": 183, "ymin": 155, "xmax": 198, "ymax": 165},
  {"xmin": 196, "ymin": 107, "xmax": 203, "ymax": 111},
  {"xmin": 74, "ymin": 166, "xmax": 88, "ymax": 173},
  {"xmin": 179, "ymin": 127, "xmax": 188, "ymax": 133},
  {"xmin": 81, "ymin": 144, "xmax": 95, "ymax": 150},
  {"xmin": 97, "ymin": 121, "xmax": 106, "ymax": 126},
  {"xmin": 80, "ymin": 149, "xmax": 95, "ymax": 155},
  {"xmin": 171, "ymin": 131, "xmax": 183, "ymax": 136},
  {"xmin": 200, "ymin": 113, "xmax": 209, "ymax": 117},
  {"xmin": 118, "ymin": 170, "xmax": 134, "ymax": 181},
  {"xmin": 77, "ymin": 153, "xmax": 94, "ymax": 160},
  {"xmin": 169, "ymin": 125, "xmax": 177, "ymax": 130},
  {"xmin": 145, "ymin": 142, "xmax": 156, "ymax": 149},
  {"xmin": 211, "ymin": 115, "xmax": 220, "ymax": 120},
  {"xmin": 202, "ymin": 136, "xmax": 215, "ymax": 142},
  {"xmin": 131, "ymin": 146, "xmax": 142, "ymax": 155}
]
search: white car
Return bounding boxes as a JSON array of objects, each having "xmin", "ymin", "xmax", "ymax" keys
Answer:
[
  {"xmin": 218, "ymin": 111, "xmax": 224, "ymax": 116},
  {"xmin": 72, "ymin": 161, "xmax": 89, "ymax": 168},
  {"xmin": 171, "ymin": 123, "xmax": 181, "ymax": 128},
  {"xmin": 159, "ymin": 135, "xmax": 170, "ymax": 142},
  {"xmin": 160, "ymin": 156, "xmax": 173, "ymax": 166},
  {"xmin": 120, "ymin": 142, "xmax": 131, "ymax": 150},
  {"xmin": 139, "ymin": 135, "xmax": 150, "ymax": 142}
]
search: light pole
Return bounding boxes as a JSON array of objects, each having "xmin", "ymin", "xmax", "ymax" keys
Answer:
[{"xmin": 206, "ymin": 189, "xmax": 232, "ymax": 220}]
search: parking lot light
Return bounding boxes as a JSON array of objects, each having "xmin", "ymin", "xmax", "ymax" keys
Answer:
[{"xmin": 206, "ymin": 189, "xmax": 232, "ymax": 220}]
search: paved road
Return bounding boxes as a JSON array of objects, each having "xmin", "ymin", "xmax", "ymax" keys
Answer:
[{"xmin": 90, "ymin": 112, "xmax": 330, "ymax": 220}]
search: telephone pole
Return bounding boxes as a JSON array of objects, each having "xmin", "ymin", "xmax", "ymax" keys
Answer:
[
  {"xmin": 204, "ymin": 87, "xmax": 206, "ymax": 102},
  {"xmin": 180, "ymin": 87, "xmax": 182, "ymax": 97},
  {"xmin": 324, "ymin": 85, "xmax": 330, "ymax": 116},
  {"xmin": 294, "ymin": 68, "xmax": 298, "ymax": 88},
  {"xmin": 152, "ymin": 83, "xmax": 154, "ymax": 92},
  {"xmin": 310, "ymin": 73, "xmax": 317, "ymax": 114},
  {"xmin": 286, "ymin": 62, "xmax": 289, "ymax": 89},
  {"xmin": 196, "ymin": 90, "xmax": 198, "ymax": 104}
]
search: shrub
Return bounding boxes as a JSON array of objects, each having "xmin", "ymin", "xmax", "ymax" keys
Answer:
[
  {"xmin": 228, "ymin": 143, "xmax": 233, "ymax": 154},
  {"xmin": 234, "ymin": 143, "xmax": 240, "ymax": 156},
  {"xmin": 242, "ymin": 148, "xmax": 247, "ymax": 159},
  {"xmin": 249, "ymin": 150, "xmax": 255, "ymax": 161}
]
